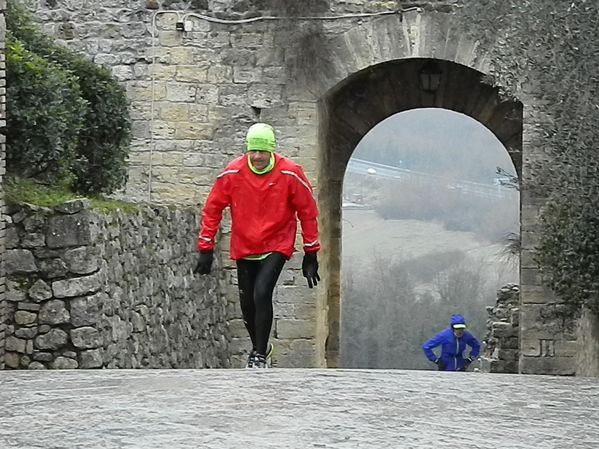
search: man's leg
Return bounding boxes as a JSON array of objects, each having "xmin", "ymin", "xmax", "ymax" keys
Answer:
[
  {"xmin": 236, "ymin": 258, "xmax": 261, "ymax": 351},
  {"xmin": 253, "ymin": 252, "xmax": 287, "ymax": 356}
]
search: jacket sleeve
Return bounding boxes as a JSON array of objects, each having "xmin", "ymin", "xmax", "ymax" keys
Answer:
[
  {"xmin": 422, "ymin": 332, "xmax": 444, "ymax": 362},
  {"xmin": 289, "ymin": 165, "xmax": 320, "ymax": 253},
  {"xmin": 467, "ymin": 333, "xmax": 481, "ymax": 358},
  {"xmin": 197, "ymin": 174, "xmax": 231, "ymax": 251}
]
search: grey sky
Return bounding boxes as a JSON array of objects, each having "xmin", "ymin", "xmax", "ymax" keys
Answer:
[{"xmin": 352, "ymin": 108, "xmax": 516, "ymax": 184}]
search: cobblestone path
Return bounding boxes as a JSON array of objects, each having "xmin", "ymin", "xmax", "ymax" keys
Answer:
[{"xmin": 1, "ymin": 369, "xmax": 598, "ymax": 448}]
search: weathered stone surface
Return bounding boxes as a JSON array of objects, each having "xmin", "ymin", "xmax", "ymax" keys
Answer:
[
  {"xmin": 38, "ymin": 258, "xmax": 69, "ymax": 278},
  {"xmin": 39, "ymin": 300, "xmax": 70, "ymax": 325},
  {"xmin": 51, "ymin": 356, "xmax": 79, "ymax": 369},
  {"xmin": 5, "ymin": 249, "xmax": 38, "ymax": 274},
  {"xmin": 4, "ymin": 352, "xmax": 20, "ymax": 369},
  {"xmin": 71, "ymin": 327, "xmax": 103, "ymax": 349},
  {"xmin": 28, "ymin": 361, "xmax": 47, "ymax": 369},
  {"xmin": 52, "ymin": 273, "xmax": 101, "ymax": 298},
  {"xmin": 18, "ymin": 302, "xmax": 41, "ymax": 312},
  {"xmin": 28, "ymin": 279, "xmax": 53, "ymax": 302},
  {"xmin": 15, "ymin": 327, "xmax": 38, "ymax": 339},
  {"xmin": 70, "ymin": 293, "xmax": 102, "ymax": 327},
  {"xmin": 5, "ymin": 336, "xmax": 27, "ymax": 353},
  {"xmin": 35, "ymin": 329, "xmax": 68, "ymax": 350},
  {"xmin": 46, "ymin": 213, "xmax": 92, "ymax": 248},
  {"xmin": 54, "ymin": 199, "xmax": 91, "ymax": 215},
  {"xmin": 63, "ymin": 246, "xmax": 99, "ymax": 274},
  {"xmin": 33, "ymin": 352, "xmax": 54, "ymax": 362},
  {"xmin": 6, "ymin": 280, "xmax": 28, "ymax": 303},
  {"xmin": 79, "ymin": 349, "xmax": 104, "ymax": 368},
  {"xmin": 15, "ymin": 311, "xmax": 37, "ymax": 325}
]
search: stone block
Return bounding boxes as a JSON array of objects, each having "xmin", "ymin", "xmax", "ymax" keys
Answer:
[
  {"xmin": 7, "ymin": 280, "xmax": 27, "ymax": 303},
  {"xmin": 275, "ymin": 319, "xmax": 314, "ymax": 339},
  {"xmin": 39, "ymin": 300, "xmax": 70, "ymax": 325},
  {"xmin": 38, "ymin": 258, "xmax": 69, "ymax": 278},
  {"xmin": 33, "ymin": 351, "xmax": 53, "ymax": 362},
  {"xmin": 15, "ymin": 326, "xmax": 38, "ymax": 339},
  {"xmin": 5, "ymin": 352, "xmax": 20, "ymax": 368},
  {"xmin": 28, "ymin": 361, "xmax": 47, "ymax": 369},
  {"xmin": 28, "ymin": 279, "xmax": 53, "ymax": 302},
  {"xmin": 35, "ymin": 328, "xmax": 68, "ymax": 350},
  {"xmin": 71, "ymin": 327, "xmax": 102, "ymax": 349},
  {"xmin": 80, "ymin": 349, "xmax": 104, "ymax": 368},
  {"xmin": 18, "ymin": 302, "xmax": 41, "ymax": 312},
  {"xmin": 176, "ymin": 65, "xmax": 208, "ymax": 83},
  {"xmin": 159, "ymin": 103, "xmax": 190, "ymax": 122},
  {"xmin": 174, "ymin": 123, "xmax": 214, "ymax": 140},
  {"xmin": 46, "ymin": 213, "xmax": 92, "ymax": 248},
  {"xmin": 519, "ymin": 355, "xmax": 575, "ymax": 375},
  {"xmin": 166, "ymin": 83, "xmax": 196, "ymax": 102},
  {"xmin": 5, "ymin": 249, "xmax": 38, "ymax": 274},
  {"xmin": 63, "ymin": 246, "xmax": 99, "ymax": 275},
  {"xmin": 6, "ymin": 336, "xmax": 27, "ymax": 353},
  {"xmin": 491, "ymin": 322, "xmax": 516, "ymax": 338},
  {"xmin": 54, "ymin": 199, "xmax": 90, "ymax": 215},
  {"xmin": 52, "ymin": 273, "xmax": 102, "ymax": 298},
  {"xmin": 51, "ymin": 356, "xmax": 79, "ymax": 369},
  {"xmin": 15, "ymin": 311, "xmax": 37, "ymax": 325}
]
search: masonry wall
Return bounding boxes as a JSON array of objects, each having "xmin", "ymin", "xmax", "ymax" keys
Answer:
[
  {"xmin": 480, "ymin": 284, "xmax": 520, "ymax": 374},
  {"xmin": 3, "ymin": 199, "xmax": 231, "ymax": 369},
  {"xmin": 0, "ymin": 0, "xmax": 6, "ymax": 370},
  {"xmin": 25, "ymin": 0, "xmax": 598, "ymax": 374}
]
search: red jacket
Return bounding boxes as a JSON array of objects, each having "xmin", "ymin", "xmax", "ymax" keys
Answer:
[{"xmin": 197, "ymin": 153, "xmax": 320, "ymax": 260}]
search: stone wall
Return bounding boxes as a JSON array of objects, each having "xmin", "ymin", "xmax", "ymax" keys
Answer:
[
  {"xmin": 0, "ymin": 0, "xmax": 6, "ymax": 370},
  {"xmin": 576, "ymin": 309, "xmax": 599, "ymax": 377},
  {"xmin": 481, "ymin": 284, "xmax": 520, "ymax": 374},
  {"xmin": 3, "ymin": 199, "xmax": 231, "ymax": 369}
]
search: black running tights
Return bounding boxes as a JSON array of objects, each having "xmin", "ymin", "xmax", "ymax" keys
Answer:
[{"xmin": 236, "ymin": 252, "xmax": 287, "ymax": 356}]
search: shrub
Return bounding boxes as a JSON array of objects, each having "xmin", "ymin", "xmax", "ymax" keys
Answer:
[
  {"xmin": 62, "ymin": 54, "xmax": 131, "ymax": 195},
  {"xmin": 6, "ymin": 35, "xmax": 87, "ymax": 183},
  {"xmin": 6, "ymin": 0, "xmax": 131, "ymax": 194}
]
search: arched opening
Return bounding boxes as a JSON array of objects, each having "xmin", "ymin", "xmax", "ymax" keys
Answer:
[
  {"xmin": 317, "ymin": 58, "xmax": 523, "ymax": 367},
  {"xmin": 340, "ymin": 109, "xmax": 519, "ymax": 369}
]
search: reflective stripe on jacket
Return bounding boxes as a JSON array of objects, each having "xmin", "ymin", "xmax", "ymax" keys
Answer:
[
  {"xmin": 422, "ymin": 328, "xmax": 481, "ymax": 371},
  {"xmin": 198, "ymin": 153, "xmax": 320, "ymax": 259}
]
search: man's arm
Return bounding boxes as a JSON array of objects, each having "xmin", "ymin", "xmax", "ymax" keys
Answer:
[
  {"xmin": 197, "ymin": 176, "xmax": 230, "ymax": 251},
  {"xmin": 467, "ymin": 333, "xmax": 481, "ymax": 358},
  {"xmin": 422, "ymin": 333, "xmax": 443, "ymax": 362},
  {"xmin": 287, "ymin": 165, "xmax": 320, "ymax": 253}
]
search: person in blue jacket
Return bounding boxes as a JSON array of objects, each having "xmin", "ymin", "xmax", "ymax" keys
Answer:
[{"xmin": 422, "ymin": 314, "xmax": 481, "ymax": 371}]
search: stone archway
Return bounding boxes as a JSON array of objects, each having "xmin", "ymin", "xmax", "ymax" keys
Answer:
[{"xmin": 317, "ymin": 58, "xmax": 523, "ymax": 367}]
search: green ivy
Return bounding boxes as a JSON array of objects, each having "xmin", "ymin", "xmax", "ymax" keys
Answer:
[{"xmin": 461, "ymin": 0, "xmax": 599, "ymax": 316}]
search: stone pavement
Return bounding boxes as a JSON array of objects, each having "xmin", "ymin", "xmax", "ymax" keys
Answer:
[{"xmin": 1, "ymin": 369, "xmax": 598, "ymax": 448}]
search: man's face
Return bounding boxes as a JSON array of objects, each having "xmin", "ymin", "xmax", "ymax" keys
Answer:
[
  {"xmin": 453, "ymin": 328, "xmax": 465, "ymax": 337},
  {"xmin": 248, "ymin": 150, "xmax": 271, "ymax": 170}
]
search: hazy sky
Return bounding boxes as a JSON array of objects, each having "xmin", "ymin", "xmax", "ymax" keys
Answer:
[{"xmin": 352, "ymin": 108, "xmax": 516, "ymax": 184}]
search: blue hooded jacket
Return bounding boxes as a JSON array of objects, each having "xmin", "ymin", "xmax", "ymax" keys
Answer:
[{"xmin": 422, "ymin": 314, "xmax": 481, "ymax": 371}]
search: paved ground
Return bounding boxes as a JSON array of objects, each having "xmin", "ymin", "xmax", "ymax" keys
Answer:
[{"xmin": 1, "ymin": 369, "xmax": 598, "ymax": 448}]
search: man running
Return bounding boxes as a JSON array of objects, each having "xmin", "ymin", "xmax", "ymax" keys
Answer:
[{"xmin": 195, "ymin": 123, "xmax": 321, "ymax": 368}]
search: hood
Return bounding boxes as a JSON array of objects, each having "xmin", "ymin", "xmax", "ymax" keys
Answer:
[{"xmin": 450, "ymin": 314, "xmax": 467, "ymax": 328}]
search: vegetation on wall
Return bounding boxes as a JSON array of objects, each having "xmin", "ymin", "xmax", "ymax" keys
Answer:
[
  {"xmin": 461, "ymin": 0, "xmax": 599, "ymax": 316},
  {"xmin": 6, "ymin": 0, "xmax": 131, "ymax": 195}
]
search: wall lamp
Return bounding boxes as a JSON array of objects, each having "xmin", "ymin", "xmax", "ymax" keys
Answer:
[{"xmin": 419, "ymin": 60, "xmax": 443, "ymax": 94}]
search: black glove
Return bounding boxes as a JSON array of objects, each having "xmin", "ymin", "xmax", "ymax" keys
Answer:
[
  {"xmin": 462, "ymin": 357, "xmax": 474, "ymax": 371},
  {"xmin": 435, "ymin": 358, "xmax": 446, "ymax": 370},
  {"xmin": 302, "ymin": 251, "xmax": 320, "ymax": 288},
  {"xmin": 194, "ymin": 250, "xmax": 213, "ymax": 275}
]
